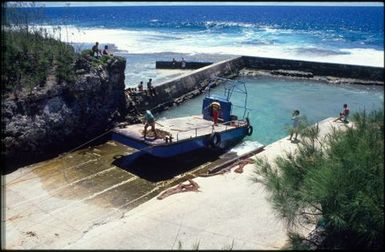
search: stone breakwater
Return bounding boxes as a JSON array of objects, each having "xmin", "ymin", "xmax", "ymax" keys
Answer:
[
  {"xmin": 2, "ymin": 56, "xmax": 129, "ymax": 170},
  {"xmin": 126, "ymin": 57, "xmax": 243, "ymax": 115}
]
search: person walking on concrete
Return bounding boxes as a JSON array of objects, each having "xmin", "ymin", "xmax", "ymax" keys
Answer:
[{"xmin": 289, "ymin": 110, "xmax": 300, "ymax": 141}]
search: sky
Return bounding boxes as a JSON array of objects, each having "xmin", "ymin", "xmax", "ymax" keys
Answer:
[{"xmin": 5, "ymin": 1, "xmax": 385, "ymax": 7}]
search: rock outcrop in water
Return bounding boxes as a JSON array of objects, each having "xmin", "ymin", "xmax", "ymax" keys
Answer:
[{"xmin": 2, "ymin": 56, "xmax": 130, "ymax": 170}]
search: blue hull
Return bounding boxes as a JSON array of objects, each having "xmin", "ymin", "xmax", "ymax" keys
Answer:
[{"xmin": 112, "ymin": 125, "xmax": 249, "ymax": 158}]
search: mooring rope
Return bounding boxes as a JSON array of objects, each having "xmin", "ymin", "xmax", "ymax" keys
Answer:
[
  {"xmin": 58, "ymin": 129, "xmax": 115, "ymax": 157},
  {"xmin": 199, "ymin": 158, "xmax": 255, "ymax": 177},
  {"xmin": 157, "ymin": 179, "xmax": 200, "ymax": 200}
]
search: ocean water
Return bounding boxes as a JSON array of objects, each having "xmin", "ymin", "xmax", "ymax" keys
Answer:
[
  {"xmin": 159, "ymin": 76, "xmax": 384, "ymax": 145},
  {"xmin": 5, "ymin": 5, "xmax": 384, "ymax": 145},
  {"xmin": 7, "ymin": 5, "xmax": 384, "ymax": 86}
]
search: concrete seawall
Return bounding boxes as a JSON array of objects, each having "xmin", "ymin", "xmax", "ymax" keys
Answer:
[
  {"xmin": 129, "ymin": 56, "xmax": 383, "ymax": 115},
  {"xmin": 129, "ymin": 57, "xmax": 245, "ymax": 113},
  {"xmin": 156, "ymin": 61, "xmax": 213, "ymax": 69},
  {"xmin": 242, "ymin": 56, "xmax": 384, "ymax": 82},
  {"xmin": 154, "ymin": 57, "xmax": 244, "ymax": 101}
]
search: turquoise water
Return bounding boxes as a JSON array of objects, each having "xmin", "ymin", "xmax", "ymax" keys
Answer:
[{"xmin": 159, "ymin": 76, "xmax": 384, "ymax": 145}]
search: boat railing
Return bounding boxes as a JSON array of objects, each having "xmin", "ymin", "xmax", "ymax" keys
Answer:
[{"xmin": 173, "ymin": 118, "xmax": 247, "ymax": 142}]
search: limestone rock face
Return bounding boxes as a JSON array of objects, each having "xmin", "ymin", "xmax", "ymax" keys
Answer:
[{"xmin": 2, "ymin": 56, "xmax": 128, "ymax": 169}]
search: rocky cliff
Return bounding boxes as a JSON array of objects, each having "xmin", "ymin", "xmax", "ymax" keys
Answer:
[{"xmin": 2, "ymin": 56, "xmax": 129, "ymax": 170}]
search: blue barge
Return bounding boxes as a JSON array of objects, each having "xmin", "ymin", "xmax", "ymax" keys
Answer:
[{"xmin": 112, "ymin": 78, "xmax": 253, "ymax": 157}]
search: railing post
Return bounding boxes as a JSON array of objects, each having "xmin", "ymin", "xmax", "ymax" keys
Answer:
[{"xmin": 195, "ymin": 128, "xmax": 197, "ymax": 137}]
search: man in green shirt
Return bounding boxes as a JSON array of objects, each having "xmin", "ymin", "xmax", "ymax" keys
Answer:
[{"xmin": 144, "ymin": 110, "xmax": 157, "ymax": 139}]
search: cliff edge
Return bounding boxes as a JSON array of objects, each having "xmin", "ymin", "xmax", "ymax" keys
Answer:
[{"xmin": 2, "ymin": 55, "xmax": 128, "ymax": 171}]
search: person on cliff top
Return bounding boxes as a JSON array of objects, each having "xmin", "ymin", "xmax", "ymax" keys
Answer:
[
  {"xmin": 102, "ymin": 45, "xmax": 112, "ymax": 56},
  {"xmin": 289, "ymin": 110, "xmax": 300, "ymax": 142},
  {"xmin": 92, "ymin": 42, "xmax": 101, "ymax": 58},
  {"xmin": 138, "ymin": 81, "xmax": 144, "ymax": 92},
  {"xmin": 147, "ymin": 78, "xmax": 156, "ymax": 97},
  {"xmin": 334, "ymin": 103, "xmax": 350, "ymax": 123},
  {"xmin": 143, "ymin": 110, "xmax": 157, "ymax": 139},
  {"xmin": 172, "ymin": 58, "xmax": 177, "ymax": 68},
  {"xmin": 210, "ymin": 101, "xmax": 221, "ymax": 126}
]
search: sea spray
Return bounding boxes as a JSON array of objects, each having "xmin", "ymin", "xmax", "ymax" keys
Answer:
[{"xmin": 228, "ymin": 140, "xmax": 264, "ymax": 156}]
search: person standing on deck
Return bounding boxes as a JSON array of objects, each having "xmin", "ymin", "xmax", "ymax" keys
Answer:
[
  {"xmin": 210, "ymin": 101, "xmax": 221, "ymax": 126},
  {"xmin": 143, "ymin": 110, "xmax": 157, "ymax": 139}
]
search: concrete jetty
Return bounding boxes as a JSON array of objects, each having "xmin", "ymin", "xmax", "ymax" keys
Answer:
[
  {"xmin": 156, "ymin": 61, "xmax": 213, "ymax": 69},
  {"xmin": 3, "ymin": 117, "xmax": 349, "ymax": 249}
]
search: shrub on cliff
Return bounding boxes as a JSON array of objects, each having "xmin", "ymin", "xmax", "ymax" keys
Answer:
[
  {"xmin": 2, "ymin": 29, "xmax": 77, "ymax": 94},
  {"xmin": 253, "ymin": 110, "xmax": 384, "ymax": 249},
  {"xmin": 2, "ymin": 2, "xmax": 77, "ymax": 95}
]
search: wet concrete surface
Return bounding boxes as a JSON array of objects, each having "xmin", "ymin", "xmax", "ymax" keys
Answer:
[
  {"xmin": 8, "ymin": 140, "xmax": 229, "ymax": 209},
  {"xmin": 4, "ymin": 139, "xmax": 249, "ymax": 249}
]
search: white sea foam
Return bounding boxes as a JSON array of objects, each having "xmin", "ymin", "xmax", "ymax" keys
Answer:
[
  {"xmin": 38, "ymin": 25, "xmax": 384, "ymax": 67},
  {"xmin": 204, "ymin": 21, "xmax": 254, "ymax": 29},
  {"xmin": 229, "ymin": 140, "xmax": 264, "ymax": 156}
]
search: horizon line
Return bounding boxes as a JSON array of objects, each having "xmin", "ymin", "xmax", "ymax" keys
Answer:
[{"xmin": 6, "ymin": 1, "xmax": 385, "ymax": 8}]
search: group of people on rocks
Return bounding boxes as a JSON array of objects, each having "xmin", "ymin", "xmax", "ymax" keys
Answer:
[
  {"xmin": 136, "ymin": 79, "xmax": 157, "ymax": 97},
  {"xmin": 91, "ymin": 42, "xmax": 113, "ymax": 58},
  {"xmin": 125, "ymin": 79, "xmax": 157, "ymax": 97}
]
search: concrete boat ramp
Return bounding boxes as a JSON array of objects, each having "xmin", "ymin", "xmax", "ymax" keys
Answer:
[{"xmin": 3, "ymin": 118, "xmax": 348, "ymax": 249}]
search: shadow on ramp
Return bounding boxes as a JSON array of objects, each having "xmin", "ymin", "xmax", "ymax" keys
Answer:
[{"xmin": 112, "ymin": 149, "xmax": 223, "ymax": 182}]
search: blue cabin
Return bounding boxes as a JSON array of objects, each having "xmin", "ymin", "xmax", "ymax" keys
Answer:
[{"xmin": 202, "ymin": 94, "xmax": 232, "ymax": 123}]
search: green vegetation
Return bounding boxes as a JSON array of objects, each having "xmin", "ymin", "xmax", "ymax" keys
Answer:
[
  {"xmin": 2, "ymin": 2, "xmax": 76, "ymax": 94},
  {"xmin": 2, "ymin": 2, "xmax": 112, "ymax": 96},
  {"xmin": 253, "ymin": 110, "xmax": 384, "ymax": 249},
  {"xmin": 2, "ymin": 29, "xmax": 77, "ymax": 93}
]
